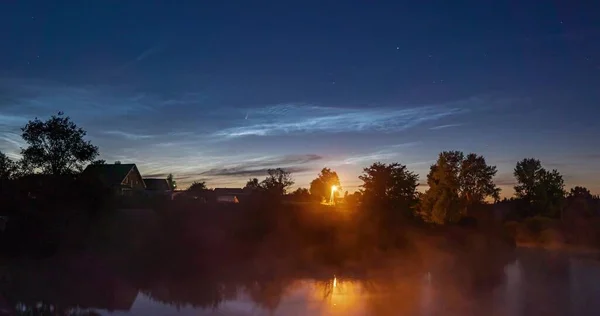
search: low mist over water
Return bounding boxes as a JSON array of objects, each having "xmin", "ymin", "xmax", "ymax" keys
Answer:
[{"xmin": 2, "ymin": 245, "xmax": 600, "ymax": 316}]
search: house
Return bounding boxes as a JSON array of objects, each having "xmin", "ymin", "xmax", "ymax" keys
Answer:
[
  {"xmin": 213, "ymin": 188, "xmax": 252, "ymax": 203},
  {"xmin": 80, "ymin": 163, "xmax": 145, "ymax": 196},
  {"xmin": 143, "ymin": 178, "xmax": 172, "ymax": 198}
]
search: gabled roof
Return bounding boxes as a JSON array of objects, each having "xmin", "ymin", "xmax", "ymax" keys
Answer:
[
  {"xmin": 80, "ymin": 163, "xmax": 139, "ymax": 187},
  {"xmin": 143, "ymin": 178, "xmax": 170, "ymax": 191}
]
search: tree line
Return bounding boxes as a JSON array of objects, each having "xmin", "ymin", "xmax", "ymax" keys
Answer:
[{"xmin": 0, "ymin": 112, "xmax": 596, "ymax": 224}]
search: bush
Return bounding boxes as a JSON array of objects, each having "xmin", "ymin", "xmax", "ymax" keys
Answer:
[{"xmin": 504, "ymin": 217, "xmax": 565, "ymax": 247}]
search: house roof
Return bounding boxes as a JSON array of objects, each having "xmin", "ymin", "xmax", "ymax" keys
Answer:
[
  {"xmin": 80, "ymin": 164, "xmax": 139, "ymax": 187},
  {"xmin": 144, "ymin": 178, "xmax": 170, "ymax": 191}
]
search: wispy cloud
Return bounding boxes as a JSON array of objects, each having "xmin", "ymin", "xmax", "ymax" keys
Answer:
[
  {"xmin": 213, "ymin": 102, "xmax": 468, "ymax": 138},
  {"xmin": 339, "ymin": 142, "xmax": 421, "ymax": 165},
  {"xmin": 201, "ymin": 166, "xmax": 310, "ymax": 177},
  {"xmin": 103, "ymin": 130, "xmax": 155, "ymax": 140},
  {"xmin": 495, "ymin": 173, "xmax": 517, "ymax": 186},
  {"xmin": 0, "ymin": 79, "xmax": 167, "ymax": 118},
  {"xmin": 341, "ymin": 151, "xmax": 397, "ymax": 165},
  {"xmin": 0, "ymin": 114, "xmax": 29, "ymax": 127},
  {"xmin": 136, "ymin": 46, "xmax": 161, "ymax": 62},
  {"xmin": 199, "ymin": 154, "xmax": 322, "ymax": 177},
  {"xmin": 430, "ymin": 123, "xmax": 462, "ymax": 130}
]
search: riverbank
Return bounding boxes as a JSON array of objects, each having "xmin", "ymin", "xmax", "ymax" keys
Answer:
[
  {"xmin": 505, "ymin": 216, "xmax": 600, "ymax": 254},
  {"xmin": 517, "ymin": 243, "xmax": 600, "ymax": 260}
]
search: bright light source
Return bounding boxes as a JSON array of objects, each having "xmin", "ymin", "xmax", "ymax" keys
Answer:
[{"xmin": 329, "ymin": 185, "xmax": 338, "ymax": 205}]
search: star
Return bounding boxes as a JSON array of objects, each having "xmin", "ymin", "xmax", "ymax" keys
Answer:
[{"xmin": 396, "ymin": 46, "xmax": 399, "ymax": 50}]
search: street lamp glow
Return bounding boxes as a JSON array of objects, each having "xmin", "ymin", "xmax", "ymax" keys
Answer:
[{"xmin": 329, "ymin": 185, "xmax": 338, "ymax": 205}]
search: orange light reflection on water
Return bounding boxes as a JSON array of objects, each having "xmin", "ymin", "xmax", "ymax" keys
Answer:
[{"xmin": 309, "ymin": 277, "xmax": 365, "ymax": 315}]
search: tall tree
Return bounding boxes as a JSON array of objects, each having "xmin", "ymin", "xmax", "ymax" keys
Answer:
[
  {"xmin": 513, "ymin": 158, "xmax": 543, "ymax": 200},
  {"xmin": 514, "ymin": 158, "xmax": 565, "ymax": 217},
  {"xmin": 261, "ymin": 168, "xmax": 294, "ymax": 195},
  {"xmin": 309, "ymin": 167, "xmax": 341, "ymax": 202},
  {"xmin": 20, "ymin": 112, "xmax": 99, "ymax": 175},
  {"xmin": 419, "ymin": 151, "xmax": 499, "ymax": 224},
  {"xmin": 0, "ymin": 151, "xmax": 17, "ymax": 180},
  {"xmin": 459, "ymin": 153, "xmax": 500, "ymax": 203},
  {"xmin": 419, "ymin": 152, "xmax": 463, "ymax": 224},
  {"xmin": 166, "ymin": 173, "xmax": 177, "ymax": 190}
]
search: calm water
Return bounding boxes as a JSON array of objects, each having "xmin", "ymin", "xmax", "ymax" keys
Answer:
[{"xmin": 1, "ymin": 248, "xmax": 600, "ymax": 316}]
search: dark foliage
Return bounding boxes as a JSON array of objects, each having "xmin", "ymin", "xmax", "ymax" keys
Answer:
[
  {"xmin": 309, "ymin": 168, "xmax": 341, "ymax": 202},
  {"xmin": 20, "ymin": 112, "xmax": 99, "ymax": 175},
  {"xmin": 513, "ymin": 158, "xmax": 565, "ymax": 217}
]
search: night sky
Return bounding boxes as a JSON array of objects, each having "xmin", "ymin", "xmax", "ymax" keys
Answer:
[{"xmin": 1, "ymin": 1, "xmax": 599, "ymax": 195}]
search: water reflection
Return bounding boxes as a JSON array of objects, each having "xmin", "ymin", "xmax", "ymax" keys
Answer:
[{"xmin": 1, "ymin": 249, "xmax": 600, "ymax": 315}]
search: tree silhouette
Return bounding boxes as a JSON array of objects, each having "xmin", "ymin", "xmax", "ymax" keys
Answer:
[
  {"xmin": 90, "ymin": 159, "xmax": 106, "ymax": 165},
  {"xmin": 20, "ymin": 112, "xmax": 99, "ymax": 175},
  {"xmin": 359, "ymin": 162, "xmax": 419, "ymax": 207},
  {"xmin": 419, "ymin": 151, "xmax": 499, "ymax": 224},
  {"xmin": 261, "ymin": 168, "xmax": 294, "ymax": 195},
  {"xmin": 0, "ymin": 150, "xmax": 17, "ymax": 180},
  {"xmin": 167, "ymin": 173, "xmax": 177, "ymax": 190},
  {"xmin": 245, "ymin": 178, "xmax": 261, "ymax": 190},
  {"xmin": 514, "ymin": 158, "xmax": 565, "ymax": 217},
  {"xmin": 290, "ymin": 187, "xmax": 311, "ymax": 201},
  {"xmin": 513, "ymin": 158, "xmax": 543, "ymax": 200},
  {"xmin": 568, "ymin": 186, "xmax": 592, "ymax": 199},
  {"xmin": 565, "ymin": 186, "xmax": 595, "ymax": 218},
  {"xmin": 187, "ymin": 181, "xmax": 207, "ymax": 192},
  {"xmin": 459, "ymin": 153, "xmax": 500, "ymax": 203},
  {"xmin": 309, "ymin": 167, "xmax": 341, "ymax": 202}
]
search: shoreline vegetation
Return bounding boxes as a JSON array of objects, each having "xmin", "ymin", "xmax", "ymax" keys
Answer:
[
  {"xmin": 506, "ymin": 216, "xmax": 600, "ymax": 256},
  {"xmin": 1, "ymin": 112, "xmax": 599, "ymax": 256},
  {"xmin": 0, "ymin": 112, "xmax": 598, "ymax": 258}
]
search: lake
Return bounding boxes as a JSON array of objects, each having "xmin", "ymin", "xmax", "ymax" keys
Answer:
[{"xmin": 1, "ymin": 248, "xmax": 599, "ymax": 316}]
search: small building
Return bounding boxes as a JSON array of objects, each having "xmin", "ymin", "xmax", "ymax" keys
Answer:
[
  {"xmin": 213, "ymin": 188, "xmax": 251, "ymax": 203},
  {"xmin": 143, "ymin": 178, "xmax": 172, "ymax": 199},
  {"xmin": 80, "ymin": 163, "xmax": 145, "ymax": 196}
]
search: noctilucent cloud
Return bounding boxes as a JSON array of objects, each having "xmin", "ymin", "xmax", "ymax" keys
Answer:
[{"xmin": 1, "ymin": 1, "xmax": 599, "ymax": 195}]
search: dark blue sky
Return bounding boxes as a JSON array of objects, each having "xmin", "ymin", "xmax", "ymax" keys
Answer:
[{"xmin": 1, "ymin": 1, "xmax": 599, "ymax": 195}]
